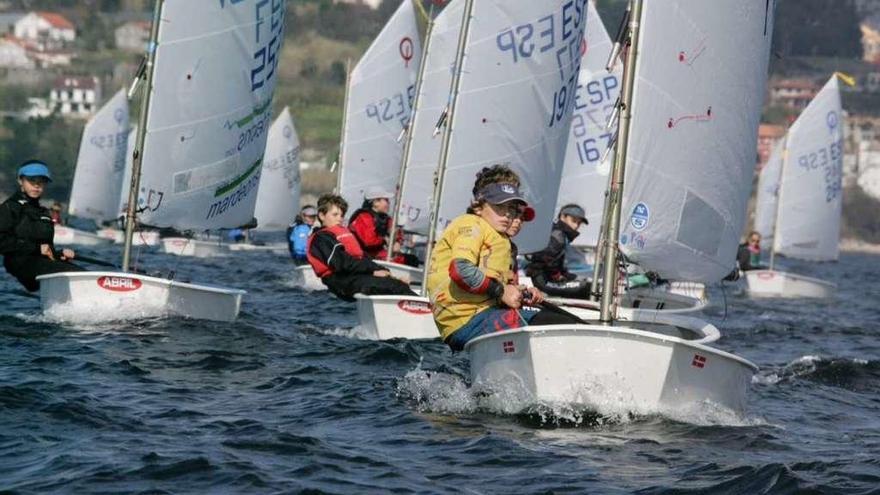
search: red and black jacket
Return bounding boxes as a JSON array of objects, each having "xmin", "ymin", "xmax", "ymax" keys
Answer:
[
  {"xmin": 348, "ymin": 208, "xmax": 395, "ymax": 259},
  {"xmin": 306, "ymin": 224, "xmax": 381, "ymax": 278}
]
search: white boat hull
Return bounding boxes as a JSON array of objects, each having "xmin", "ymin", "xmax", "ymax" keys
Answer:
[
  {"xmin": 622, "ymin": 285, "xmax": 709, "ymax": 314},
  {"xmin": 743, "ymin": 269, "xmax": 836, "ymax": 299},
  {"xmin": 291, "ymin": 265, "xmax": 325, "ymax": 291},
  {"xmin": 96, "ymin": 228, "xmax": 161, "ymax": 246},
  {"xmin": 354, "ymin": 294, "xmax": 439, "ymax": 340},
  {"xmin": 54, "ymin": 226, "xmax": 113, "ymax": 246},
  {"xmin": 374, "ymin": 260, "xmax": 423, "ymax": 286},
  {"xmin": 227, "ymin": 242, "xmax": 288, "ymax": 254},
  {"xmin": 466, "ymin": 315, "xmax": 757, "ymax": 416},
  {"xmin": 96, "ymin": 228, "xmax": 124, "ymax": 243},
  {"xmin": 161, "ymin": 237, "xmax": 226, "ymax": 257},
  {"xmin": 37, "ymin": 271, "xmax": 245, "ymax": 322},
  {"xmin": 519, "ymin": 276, "xmax": 708, "ymax": 315}
]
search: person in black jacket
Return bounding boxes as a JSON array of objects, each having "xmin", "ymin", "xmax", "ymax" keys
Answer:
[
  {"xmin": 524, "ymin": 203, "xmax": 591, "ymax": 299},
  {"xmin": 306, "ymin": 193, "xmax": 415, "ymax": 302},
  {"xmin": 0, "ymin": 161, "xmax": 84, "ymax": 292},
  {"xmin": 736, "ymin": 231, "xmax": 763, "ymax": 271}
]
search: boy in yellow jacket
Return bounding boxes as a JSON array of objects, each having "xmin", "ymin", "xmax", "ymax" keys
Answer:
[{"xmin": 427, "ymin": 166, "xmax": 545, "ymax": 351}]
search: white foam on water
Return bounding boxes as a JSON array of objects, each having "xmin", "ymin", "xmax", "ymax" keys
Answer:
[
  {"xmin": 16, "ymin": 310, "xmax": 166, "ymax": 335},
  {"xmin": 397, "ymin": 365, "xmax": 763, "ymax": 427},
  {"xmin": 319, "ymin": 325, "xmax": 375, "ymax": 341},
  {"xmin": 396, "ymin": 366, "xmax": 479, "ymax": 415},
  {"xmin": 753, "ymin": 354, "xmax": 823, "ymax": 385}
]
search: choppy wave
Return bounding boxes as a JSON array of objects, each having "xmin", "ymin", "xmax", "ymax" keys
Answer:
[{"xmin": 754, "ymin": 355, "xmax": 880, "ymax": 393}]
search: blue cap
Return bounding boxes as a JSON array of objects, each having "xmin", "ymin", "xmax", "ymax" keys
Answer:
[{"xmin": 18, "ymin": 161, "xmax": 52, "ymax": 182}]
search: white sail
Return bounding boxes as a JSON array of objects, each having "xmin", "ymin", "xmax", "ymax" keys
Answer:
[
  {"xmin": 338, "ymin": 0, "xmax": 422, "ymax": 212},
  {"xmin": 137, "ymin": 0, "xmax": 287, "ymax": 230},
  {"xmin": 773, "ymin": 76, "xmax": 843, "ymax": 261},
  {"xmin": 436, "ymin": 0, "xmax": 586, "ymax": 253},
  {"xmin": 254, "ymin": 107, "xmax": 301, "ymax": 231},
  {"xmin": 117, "ymin": 125, "xmax": 137, "ymax": 218},
  {"xmin": 68, "ymin": 89, "xmax": 129, "ymax": 222},
  {"xmin": 618, "ymin": 0, "xmax": 774, "ymax": 282},
  {"xmin": 754, "ymin": 138, "xmax": 784, "ymax": 244},
  {"xmin": 397, "ymin": 0, "xmax": 464, "ymax": 235},
  {"xmin": 556, "ymin": 0, "xmax": 620, "ymax": 247}
]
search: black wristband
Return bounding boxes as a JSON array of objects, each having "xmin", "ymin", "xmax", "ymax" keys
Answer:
[{"xmin": 487, "ymin": 279, "xmax": 504, "ymax": 300}]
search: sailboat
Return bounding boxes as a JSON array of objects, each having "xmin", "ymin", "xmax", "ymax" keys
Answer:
[
  {"xmin": 294, "ymin": 0, "xmax": 424, "ymax": 288},
  {"xmin": 55, "ymin": 89, "xmax": 128, "ymax": 247},
  {"xmin": 467, "ymin": 0, "xmax": 773, "ymax": 416},
  {"xmin": 228, "ymin": 106, "xmax": 301, "ymax": 254},
  {"xmin": 358, "ymin": 0, "xmax": 584, "ymax": 340},
  {"xmin": 353, "ymin": 0, "xmax": 465, "ymax": 340},
  {"xmin": 37, "ymin": 0, "xmax": 288, "ymax": 322},
  {"xmin": 96, "ymin": 126, "xmax": 161, "ymax": 246},
  {"xmin": 536, "ymin": 0, "xmax": 706, "ymax": 314},
  {"xmin": 746, "ymin": 75, "xmax": 844, "ymax": 298},
  {"xmin": 334, "ymin": 0, "xmax": 423, "ymax": 282}
]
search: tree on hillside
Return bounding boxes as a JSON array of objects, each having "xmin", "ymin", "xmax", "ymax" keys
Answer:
[
  {"xmin": 0, "ymin": 115, "xmax": 83, "ymax": 199},
  {"xmin": 773, "ymin": 0, "xmax": 863, "ymax": 59}
]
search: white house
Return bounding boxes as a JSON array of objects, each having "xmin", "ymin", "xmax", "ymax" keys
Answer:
[
  {"xmin": 334, "ymin": 0, "xmax": 383, "ymax": 9},
  {"xmin": 50, "ymin": 76, "xmax": 101, "ymax": 118},
  {"xmin": 14, "ymin": 11, "xmax": 75, "ymax": 50},
  {"xmin": 0, "ymin": 12, "xmax": 25, "ymax": 35},
  {"xmin": 114, "ymin": 20, "xmax": 150, "ymax": 52}
]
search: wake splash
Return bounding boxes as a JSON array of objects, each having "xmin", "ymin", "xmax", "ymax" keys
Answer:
[
  {"xmin": 396, "ymin": 365, "xmax": 762, "ymax": 428},
  {"xmin": 754, "ymin": 355, "xmax": 879, "ymax": 392}
]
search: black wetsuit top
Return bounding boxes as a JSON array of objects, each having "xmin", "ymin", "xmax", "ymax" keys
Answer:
[{"xmin": 0, "ymin": 191, "xmax": 83, "ymax": 291}]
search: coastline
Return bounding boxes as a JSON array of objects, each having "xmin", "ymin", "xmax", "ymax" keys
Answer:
[{"xmin": 840, "ymin": 238, "xmax": 880, "ymax": 254}]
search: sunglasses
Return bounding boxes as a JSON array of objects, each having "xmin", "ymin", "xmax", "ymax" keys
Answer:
[{"xmin": 489, "ymin": 202, "xmax": 525, "ymax": 219}]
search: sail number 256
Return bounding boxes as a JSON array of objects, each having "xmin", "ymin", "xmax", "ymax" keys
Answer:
[{"xmin": 249, "ymin": 0, "xmax": 286, "ymax": 92}]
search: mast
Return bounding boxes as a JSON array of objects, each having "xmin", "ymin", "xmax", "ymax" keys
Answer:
[
  {"xmin": 589, "ymin": 171, "xmax": 614, "ymax": 301},
  {"xmin": 420, "ymin": 0, "xmax": 475, "ymax": 291},
  {"xmin": 769, "ymin": 133, "xmax": 789, "ymax": 271},
  {"xmin": 388, "ymin": 14, "xmax": 434, "ymax": 262},
  {"xmin": 122, "ymin": 0, "xmax": 162, "ymax": 272},
  {"xmin": 599, "ymin": 0, "xmax": 643, "ymax": 324},
  {"xmin": 334, "ymin": 58, "xmax": 353, "ymax": 193}
]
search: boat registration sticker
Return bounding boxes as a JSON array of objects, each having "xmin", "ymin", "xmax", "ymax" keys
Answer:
[
  {"xmin": 691, "ymin": 354, "xmax": 707, "ymax": 369},
  {"xmin": 97, "ymin": 276, "xmax": 142, "ymax": 292},
  {"xmin": 503, "ymin": 341, "xmax": 515, "ymax": 354},
  {"xmin": 397, "ymin": 300, "xmax": 432, "ymax": 315}
]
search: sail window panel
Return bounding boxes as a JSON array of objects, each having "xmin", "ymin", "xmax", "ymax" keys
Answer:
[
  {"xmin": 172, "ymin": 156, "xmax": 239, "ymax": 195},
  {"xmin": 675, "ymin": 190, "xmax": 724, "ymax": 258}
]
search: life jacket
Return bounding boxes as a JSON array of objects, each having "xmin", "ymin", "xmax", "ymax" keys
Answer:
[
  {"xmin": 306, "ymin": 225, "xmax": 364, "ymax": 278},
  {"xmin": 349, "ymin": 208, "xmax": 391, "ymax": 250},
  {"xmin": 289, "ymin": 223, "xmax": 311, "ymax": 258}
]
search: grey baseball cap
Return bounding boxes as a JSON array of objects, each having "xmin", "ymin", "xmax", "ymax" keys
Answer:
[
  {"xmin": 476, "ymin": 182, "xmax": 528, "ymax": 205},
  {"xmin": 559, "ymin": 204, "xmax": 588, "ymax": 224},
  {"xmin": 364, "ymin": 186, "xmax": 393, "ymax": 200},
  {"xmin": 301, "ymin": 206, "xmax": 317, "ymax": 216}
]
